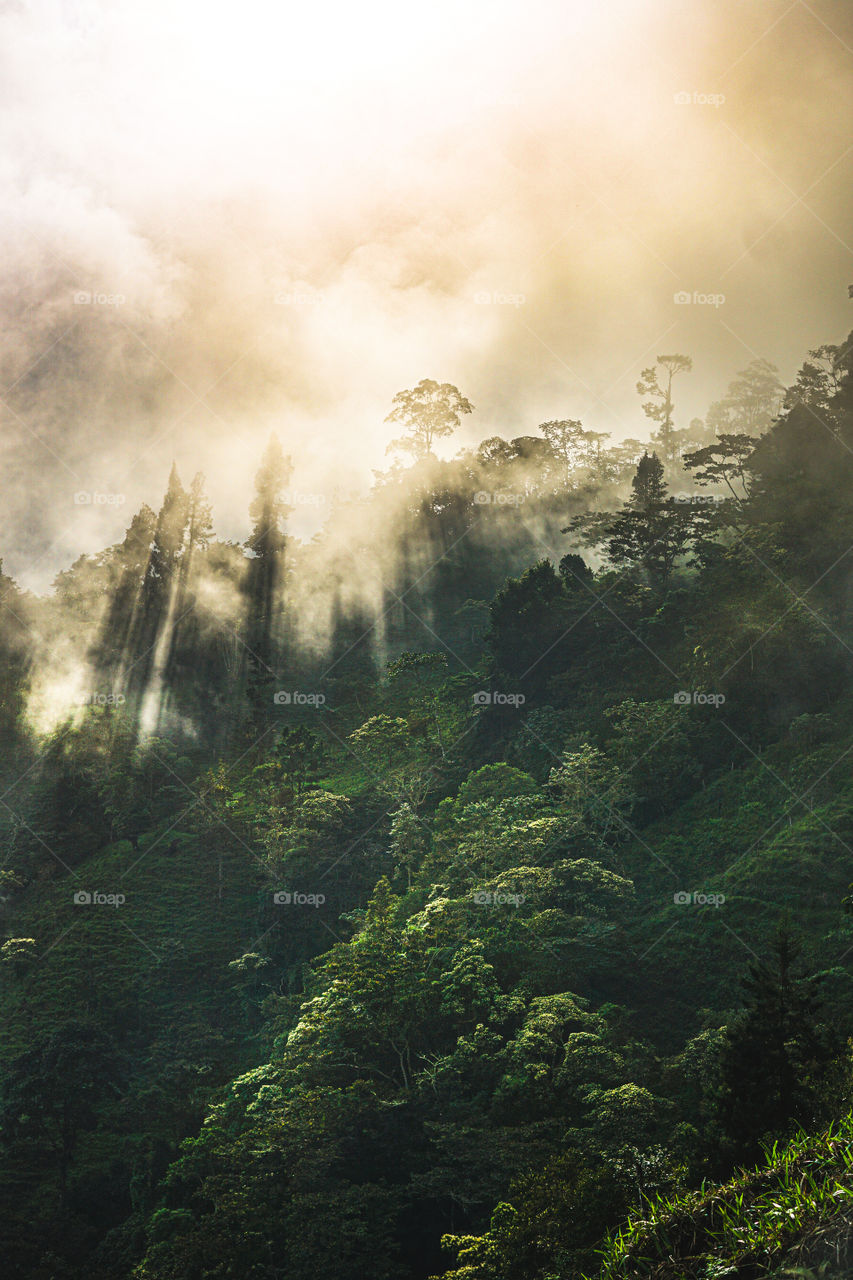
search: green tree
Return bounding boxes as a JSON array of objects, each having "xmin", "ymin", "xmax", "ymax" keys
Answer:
[
  {"xmin": 436, "ymin": 1153, "xmax": 627, "ymax": 1280},
  {"xmin": 604, "ymin": 699, "xmax": 701, "ymax": 815},
  {"xmin": 1, "ymin": 1021, "xmax": 125, "ymax": 1206},
  {"xmin": 713, "ymin": 927, "xmax": 839, "ymax": 1166},
  {"xmin": 388, "ymin": 800, "xmax": 431, "ymax": 888},
  {"xmin": 566, "ymin": 453, "xmax": 696, "ymax": 586},
  {"xmin": 274, "ymin": 725, "xmax": 329, "ymax": 800},
  {"xmin": 548, "ymin": 743, "xmax": 635, "ymax": 845},
  {"xmin": 348, "ymin": 715, "xmax": 436, "ymax": 807},
  {"xmin": 630, "ymin": 450, "xmax": 667, "ymax": 508}
]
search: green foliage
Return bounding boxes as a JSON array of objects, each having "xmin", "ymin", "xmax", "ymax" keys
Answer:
[
  {"xmin": 567, "ymin": 454, "xmax": 699, "ymax": 586},
  {"xmin": 4, "ymin": 330, "xmax": 853, "ymax": 1279},
  {"xmin": 1, "ymin": 1021, "xmax": 126, "ymax": 1206},
  {"xmin": 711, "ymin": 927, "xmax": 840, "ymax": 1167},
  {"xmin": 591, "ymin": 1115, "xmax": 853, "ymax": 1280}
]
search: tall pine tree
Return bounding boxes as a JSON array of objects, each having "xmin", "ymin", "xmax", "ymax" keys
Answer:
[
  {"xmin": 713, "ymin": 926, "xmax": 838, "ymax": 1167},
  {"xmin": 244, "ymin": 437, "xmax": 293, "ymax": 724}
]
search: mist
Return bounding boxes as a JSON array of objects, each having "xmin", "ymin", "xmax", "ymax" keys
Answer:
[{"xmin": 1, "ymin": 0, "xmax": 851, "ymax": 592}]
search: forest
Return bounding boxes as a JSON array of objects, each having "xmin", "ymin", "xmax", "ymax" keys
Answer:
[{"xmin": 2, "ymin": 328, "xmax": 853, "ymax": 1280}]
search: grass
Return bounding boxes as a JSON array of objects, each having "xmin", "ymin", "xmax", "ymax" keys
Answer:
[{"xmin": 588, "ymin": 1115, "xmax": 853, "ymax": 1279}]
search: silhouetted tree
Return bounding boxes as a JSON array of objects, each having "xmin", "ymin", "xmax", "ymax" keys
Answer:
[
  {"xmin": 539, "ymin": 419, "xmax": 587, "ymax": 488},
  {"xmin": 566, "ymin": 453, "xmax": 695, "ymax": 586},
  {"xmin": 637, "ymin": 354, "xmax": 693, "ymax": 469},
  {"xmin": 705, "ymin": 358, "xmax": 784, "ymax": 438},
  {"xmin": 385, "ymin": 379, "xmax": 473, "ymax": 462},
  {"xmin": 244, "ymin": 436, "xmax": 293, "ymax": 720}
]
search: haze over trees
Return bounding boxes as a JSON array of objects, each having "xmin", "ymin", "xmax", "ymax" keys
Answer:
[{"xmin": 2, "ymin": 331, "xmax": 853, "ymax": 1279}]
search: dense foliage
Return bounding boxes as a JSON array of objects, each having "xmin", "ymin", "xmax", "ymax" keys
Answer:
[{"xmin": 2, "ymin": 339, "xmax": 853, "ymax": 1278}]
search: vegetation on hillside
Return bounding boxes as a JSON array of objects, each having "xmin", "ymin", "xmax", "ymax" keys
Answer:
[{"xmin": 1, "ymin": 335, "xmax": 853, "ymax": 1278}]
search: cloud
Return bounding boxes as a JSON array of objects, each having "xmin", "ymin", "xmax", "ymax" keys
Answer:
[{"xmin": 1, "ymin": 0, "xmax": 851, "ymax": 588}]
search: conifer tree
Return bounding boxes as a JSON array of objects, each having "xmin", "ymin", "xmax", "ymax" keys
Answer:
[
  {"xmin": 713, "ymin": 926, "xmax": 838, "ymax": 1166},
  {"xmin": 244, "ymin": 436, "xmax": 293, "ymax": 721}
]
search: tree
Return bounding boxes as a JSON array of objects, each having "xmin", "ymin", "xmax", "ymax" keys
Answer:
[
  {"xmin": 609, "ymin": 504, "xmax": 695, "ymax": 585},
  {"xmin": 245, "ymin": 435, "xmax": 294, "ymax": 711},
  {"xmin": 347, "ymin": 715, "xmax": 435, "ymax": 808},
  {"xmin": 385, "ymin": 379, "xmax": 473, "ymax": 461},
  {"xmin": 487, "ymin": 559, "xmax": 575, "ymax": 684},
  {"xmin": 745, "ymin": 393, "xmax": 853, "ymax": 573},
  {"xmin": 603, "ymin": 699, "xmax": 700, "ymax": 815},
  {"xmin": 110, "ymin": 464, "xmax": 193, "ymax": 727},
  {"xmin": 584, "ymin": 429, "xmax": 614, "ymax": 480},
  {"xmin": 274, "ymin": 725, "xmax": 328, "ymax": 800},
  {"xmin": 148, "ymin": 464, "xmax": 190, "ymax": 591},
  {"xmin": 713, "ymin": 927, "xmax": 839, "ymax": 1166},
  {"xmin": 388, "ymin": 801, "xmax": 431, "ymax": 889},
  {"xmin": 782, "ymin": 342, "xmax": 846, "ymax": 418},
  {"xmin": 260, "ymin": 787, "xmax": 352, "ymax": 883},
  {"xmin": 705, "ymin": 358, "xmax": 784, "ymax": 437},
  {"xmin": 637, "ymin": 355, "xmax": 693, "ymax": 469},
  {"xmin": 1, "ymin": 1021, "xmax": 125, "ymax": 1206},
  {"xmin": 247, "ymin": 436, "xmax": 292, "ymax": 562},
  {"xmin": 630, "ymin": 451, "xmax": 667, "ymax": 509},
  {"xmin": 432, "ymin": 762, "xmax": 550, "ymax": 881},
  {"xmin": 0, "ymin": 560, "xmax": 31, "ymax": 742},
  {"xmin": 538, "ymin": 420, "xmax": 613, "ymax": 488},
  {"xmin": 437, "ymin": 1153, "xmax": 628, "ymax": 1280},
  {"xmin": 539, "ymin": 419, "xmax": 586, "ymax": 487},
  {"xmin": 285, "ymin": 876, "xmax": 432, "ymax": 1092},
  {"xmin": 385, "ymin": 651, "xmax": 463, "ymax": 761},
  {"xmin": 186, "ymin": 471, "xmax": 215, "ymax": 553},
  {"xmin": 0, "ymin": 936, "xmax": 36, "ymax": 977},
  {"xmin": 683, "ymin": 433, "xmax": 756, "ymax": 503},
  {"xmin": 161, "ymin": 471, "xmax": 216, "ymax": 693},
  {"xmin": 130, "ymin": 465, "xmax": 197, "ymax": 730},
  {"xmin": 566, "ymin": 454, "xmax": 695, "ymax": 586},
  {"xmin": 548, "ymin": 743, "xmax": 635, "ymax": 845},
  {"xmin": 89, "ymin": 502, "xmax": 158, "ymax": 697}
]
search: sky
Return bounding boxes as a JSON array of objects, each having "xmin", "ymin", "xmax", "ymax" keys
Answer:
[{"xmin": 1, "ymin": 0, "xmax": 852, "ymax": 590}]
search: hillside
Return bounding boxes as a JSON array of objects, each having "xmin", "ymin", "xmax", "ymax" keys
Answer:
[{"xmin": 1, "ymin": 336, "xmax": 853, "ymax": 1278}]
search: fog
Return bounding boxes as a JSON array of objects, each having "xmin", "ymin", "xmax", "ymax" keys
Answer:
[{"xmin": 1, "ymin": 0, "xmax": 852, "ymax": 590}]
